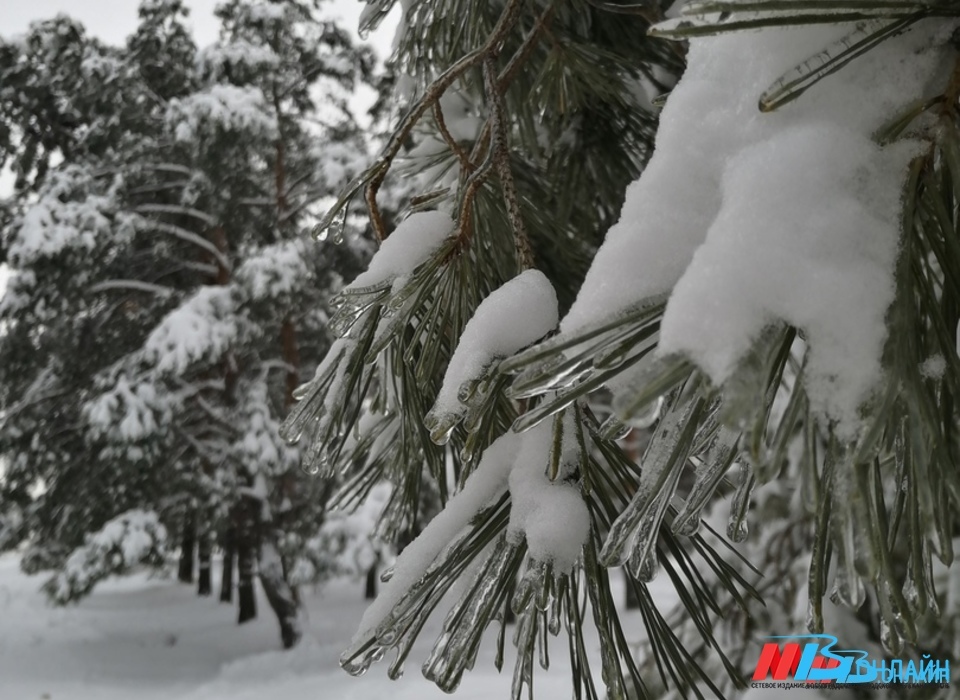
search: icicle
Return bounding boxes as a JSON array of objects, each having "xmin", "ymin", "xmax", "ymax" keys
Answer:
[
  {"xmin": 828, "ymin": 451, "xmax": 870, "ymax": 610},
  {"xmin": 511, "ymin": 612, "xmax": 537, "ymax": 700},
  {"xmin": 601, "ymin": 390, "xmax": 703, "ymax": 567},
  {"xmin": 422, "ymin": 536, "xmax": 522, "ymax": 693},
  {"xmin": 598, "ymin": 414, "xmax": 632, "ymax": 441},
  {"xmin": 674, "ymin": 426, "xmax": 739, "ymax": 536},
  {"xmin": 612, "ymin": 353, "xmax": 694, "ymax": 426},
  {"xmin": 423, "ymin": 409, "xmax": 459, "ymax": 446},
  {"xmin": 806, "ymin": 442, "xmax": 832, "ymax": 634},
  {"xmin": 727, "ymin": 461, "xmax": 755, "ymax": 544},
  {"xmin": 583, "ymin": 537, "xmax": 625, "ymax": 700},
  {"xmin": 340, "ymin": 642, "xmax": 383, "ymax": 677},
  {"xmin": 624, "ymin": 394, "xmax": 663, "ymax": 430}
]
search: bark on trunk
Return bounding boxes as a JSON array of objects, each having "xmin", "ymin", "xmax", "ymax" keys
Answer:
[
  {"xmin": 220, "ymin": 531, "xmax": 235, "ymax": 603},
  {"xmin": 197, "ymin": 535, "xmax": 212, "ymax": 596},
  {"xmin": 236, "ymin": 501, "xmax": 258, "ymax": 624},
  {"xmin": 177, "ymin": 513, "xmax": 195, "ymax": 584},
  {"xmin": 237, "ymin": 539, "xmax": 257, "ymax": 624},
  {"xmin": 259, "ymin": 538, "xmax": 302, "ymax": 649},
  {"xmin": 364, "ymin": 563, "xmax": 378, "ymax": 600}
]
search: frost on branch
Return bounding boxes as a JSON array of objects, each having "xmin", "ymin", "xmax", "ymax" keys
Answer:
[
  {"xmin": 562, "ymin": 19, "xmax": 954, "ymax": 436},
  {"xmin": 45, "ymin": 509, "xmax": 167, "ymax": 604}
]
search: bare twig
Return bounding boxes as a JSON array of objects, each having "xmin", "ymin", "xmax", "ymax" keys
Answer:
[
  {"xmin": 364, "ymin": 0, "xmax": 527, "ymax": 241},
  {"xmin": 484, "ymin": 58, "xmax": 535, "ymax": 270},
  {"xmin": 433, "ymin": 100, "xmax": 475, "ymax": 172}
]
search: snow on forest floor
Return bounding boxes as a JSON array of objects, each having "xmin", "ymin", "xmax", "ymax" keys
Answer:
[{"xmin": 0, "ymin": 553, "xmax": 681, "ymax": 700}]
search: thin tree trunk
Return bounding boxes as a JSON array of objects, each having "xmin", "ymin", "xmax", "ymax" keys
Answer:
[
  {"xmin": 220, "ymin": 530, "xmax": 235, "ymax": 603},
  {"xmin": 198, "ymin": 534, "xmax": 212, "ymax": 596},
  {"xmin": 365, "ymin": 562, "xmax": 378, "ymax": 600},
  {"xmin": 237, "ymin": 540, "xmax": 257, "ymax": 623},
  {"xmin": 259, "ymin": 538, "xmax": 302, "ymax": 649},
  {"xmin": 178, "ymin": 512, "xmax": 195, "ymax": 584},
  {"xmin": 236, "ymin": 501, "xmax": 257, "ymax": 624}
]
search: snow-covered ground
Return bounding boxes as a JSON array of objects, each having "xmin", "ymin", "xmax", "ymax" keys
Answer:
[{"xmin": 0, "ymin": 553, "xmax": 647, "ymax": 700}]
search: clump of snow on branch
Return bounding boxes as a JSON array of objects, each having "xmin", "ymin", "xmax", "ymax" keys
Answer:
[
  {"xmin": 84, "ymin": 375, "xmax": 174, "ymax": 443},
  {"xmin": 146, "ymin": 286, "xmax": 240, "ymax": 374},
  {"xmin": 246, "ymin": 1, "xmax": 287, "ymax": 22},
  {"xmin": 166, "ymin": 84, "xmax": 278, "ymax": 143},
  {"xmin": 430, "ymin": 269, "xmax": 558, "ymax": 418},
  {"xmin": 198, "ymin": 40, "xmax": 279, "ymax": 76},
  {"xmin": 562, "ymin": 19, "xmax": 955, "ymax": 435},
  {"xmin": 45, "ymin": 510, "xmax": 167, "ymax": 604},
  {"xmin": 5, "ymin": 167, "xmax": 133, "ymax": 266},
  {"xmin": 346, "ymin": 211, "xmax": 454, "ymax": 290},
  {"xmin": 236, "ymin": 241, "xmax": 311, "ymax": 302},
  {"xmin": 507, "ymin": 419, "xmax": 589, "ymax": 572},
  {"xmin": 235, "ymin": 379, "xmax": 299, "ymax": 476}
]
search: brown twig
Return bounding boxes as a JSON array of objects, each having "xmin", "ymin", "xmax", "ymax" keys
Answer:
[
  {"xmin": 364, "ymin": 0, "xmax": 527, "ymax": 241},
  {"xmin": 484, "ymin": 58, "xmax": 535, "ymax": 270},
  {"xmin": 452, "ymin": 136, "xmax": 498, "ymax": 255},
  {"xmin": 433, "ymin": 100, "xmax": 475, "ymax": 172}
]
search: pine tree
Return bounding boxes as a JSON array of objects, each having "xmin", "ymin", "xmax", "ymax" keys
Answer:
[
  {"xmin": 0, "ymin": 0, "xmax": 373, "ymax": 649},
  {"xmin": 287, "ymin": 1, "xmax": 960, "ymax": 697}
]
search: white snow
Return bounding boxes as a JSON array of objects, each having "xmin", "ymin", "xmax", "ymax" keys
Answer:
[
  {"xmin": 166, "ymin": 85, "xmax": 278, "ymax": 143},
  {"xmin": 346, "ymin": 211, "xmax": 454, "ymax": 290},
  {"xmin": 506, "ymin": 420, "xmax": 589, "ymax": 573},
  {"xmin": 47, "ymin": 510, "xmax": 167, "ymax": 604},
  {"xmin": 0, "ymin": 548, "xmax": 655, "ymax": 700},
  {"xmin": 146, "ymin": 286, "xmax": 240, "ymax": 374},
  {"xmin": 560, "ymin": 19, "xmax": 955, "ymax": 435},
  {"xmin": 920, "ymin": 354, "xmax": 946, "ymax": 380},
  {"xmin": 198, "ymin": 41, "xmax": 280, "ymax": 75},
  {"xmin": 432, "ymin": 269, "xmax": 558, "ymax": 416},
  {"xmin": 6, "ymin": 166, "xmax": 133, "ymax": 266},
  {"xmin": 352, "ymin": 431, "xmax": 521, "ymax": 642},
  {"xmin": 236, "ymin": 241, "xmax": 310, "ymax": 302},
  {"xmin": 84, "ymin": 376, "xmax": 173, "ymax": 442}
]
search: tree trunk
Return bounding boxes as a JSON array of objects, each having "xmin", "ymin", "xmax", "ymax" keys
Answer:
[
  {"xmin": 220, "ymin": 530, "xmax": 235, "ymax": 603},
  {"xmin": 177, "ymin": 512, "xmax": 195, "ymax": 584},
  {"xmin": 365, "ymin": 562, "xmax": 378, "ymax": 600},
  {"xmin": 237, "ymin": 539, "xmax": 257, "ymax": 623},
  {"xmin": 236, "ymin": 501, "xmax": 258, "ymax": 624},
  {"xmin": 259, "ymin": 538, "xmax": 302, "ymax": 649},
  {"xmin": 197, "ymin": 534, "xmax": 212, "ymax": 596}
]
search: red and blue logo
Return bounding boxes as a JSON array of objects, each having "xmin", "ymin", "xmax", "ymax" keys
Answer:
[{"xmin": 752, "ymin": 635, "xmax": 949, "ymax": 686}]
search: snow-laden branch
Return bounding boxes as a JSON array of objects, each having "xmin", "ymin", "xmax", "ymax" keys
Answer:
[
  {"xmin": 133, "ymin": 204, "xmax": 218, "ymax": 226},
  {"xmin": 88, "ymin": 280, "xmax": 175, "ymax": 297},
  {"xmin": 139, "ymin": 221, "xmax": 231, "ymax": 273}
]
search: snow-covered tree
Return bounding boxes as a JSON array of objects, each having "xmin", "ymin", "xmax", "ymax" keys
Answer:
[
  {"xmin": 0, "ymin": 0, "xmax": 373, "ymax": 649},
  {"xmin": 286, "ymin": 1, "xmax": 960, "ymax": 697}
]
